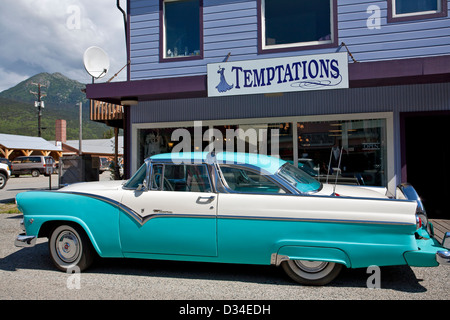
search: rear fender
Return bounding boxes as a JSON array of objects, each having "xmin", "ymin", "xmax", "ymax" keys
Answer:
[{"xmin": 272, "ymin": 245, "xmax": 351, "ymax": 268}]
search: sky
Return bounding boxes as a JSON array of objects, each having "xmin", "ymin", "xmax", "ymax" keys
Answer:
[{"xmin": 0, "ymin": 0, "xmax": 127, "ymax": 92}]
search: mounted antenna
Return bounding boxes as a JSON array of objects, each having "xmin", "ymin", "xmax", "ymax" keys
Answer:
[
  {"xmin": 326, "ymin": 148, "xmax": 333, "ymax": 184},
  {"xmin": 332, "ymin": 147, "xmax": 344, "ymax": 196}
]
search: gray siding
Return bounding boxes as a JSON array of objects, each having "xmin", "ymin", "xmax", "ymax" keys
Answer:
[{"xmin": 130, "ymin": 83, "xmax": 450, "ymax": 123}]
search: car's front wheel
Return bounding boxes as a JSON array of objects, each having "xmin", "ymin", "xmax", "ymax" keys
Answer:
[
  {"xmin": 0, "ymin": 173, "xmax": 6, "ymax": 189},
  {"xmin": 48, "ymin": 224, "xmax": 95, "ymax": 272},
  {"xmin": 281, "ymin": 260, "xmax": 343, "ymax": 286}
]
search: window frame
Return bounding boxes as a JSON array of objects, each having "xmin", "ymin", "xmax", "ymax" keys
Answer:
[
  {"xmin": 387, "ymin": 0, "xmax": 447, "ymax": 23},
  {"xmin": 159, "ymin": 0, "xmax": 204, "ymax": 62},
  {"xmin": 150, "ymin": 162, "xmax": 213, "ymax": 193},
  {"xmin": 257, "ymin": 0, "xmax": 338, "ymax": 54},
  {"xmin": 218, "ymin": 164, "xmax": 289, "ymax": 195}
]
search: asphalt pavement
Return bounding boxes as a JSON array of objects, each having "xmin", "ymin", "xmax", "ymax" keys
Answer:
[{"xmin": 1, "ymin": 172, "xmax": 448, "ymax": 302}]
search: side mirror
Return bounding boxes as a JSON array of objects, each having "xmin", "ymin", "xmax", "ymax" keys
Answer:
[{"xmin": 137, "ymin": 179, "xmax": 148, "ymax": 191}]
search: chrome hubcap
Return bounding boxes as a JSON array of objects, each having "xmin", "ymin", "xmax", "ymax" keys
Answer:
[
  {"xmin": 56, "ymin": 231, "xmax": 80, "ymax": 263},
  {"xmin": 294, "ymin": 260, "xmax": 329, "ymax": 273}
]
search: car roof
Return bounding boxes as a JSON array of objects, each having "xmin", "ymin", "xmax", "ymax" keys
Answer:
[{"xmin": 149, "ymin": 152, "xmax": 286, "ymax": 175}]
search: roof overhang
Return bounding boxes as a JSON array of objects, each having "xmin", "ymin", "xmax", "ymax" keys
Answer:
[{"xmin": 86, "ymin": 55, "xmax": 450, "ymax": 104}]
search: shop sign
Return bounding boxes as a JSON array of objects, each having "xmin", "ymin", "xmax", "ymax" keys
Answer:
[{"xmin": 207, "ymin": 52, "xmax": 349, "ymax": 97}]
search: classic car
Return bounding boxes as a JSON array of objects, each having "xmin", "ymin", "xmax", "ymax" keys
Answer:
[{"xmin": 15, "ymin": 152, "xmax": 450, "ymax": 286}]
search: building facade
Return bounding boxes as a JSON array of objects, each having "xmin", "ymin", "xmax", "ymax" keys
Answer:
[{"xmin": 87, "ymin": 0, "xmax": 450, "ymax": 218}]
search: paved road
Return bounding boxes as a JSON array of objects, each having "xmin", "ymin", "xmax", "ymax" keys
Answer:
[
  {"xmin": 1, "ymin": 213, "xmax": 449, "ymax": 301},
  {"xmin": 1, "ymin": 174, "xmax": 448, "ymax": 304}
]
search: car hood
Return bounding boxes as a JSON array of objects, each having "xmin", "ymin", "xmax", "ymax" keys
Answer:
[
  {"xmin": 316, "ymin": 183, "xmax": 389, "ymax": 199},
  {"xmin": 58, "ymin": 180, "xmax": 125, "ymax": 201}
]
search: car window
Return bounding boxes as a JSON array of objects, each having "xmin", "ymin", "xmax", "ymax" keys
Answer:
[
  {"xmin": 123, "ymin": 163, "xmax": 148, "ymax": 189},
  {"xmin": 151, "ymin": 164, "xmax": 212, "ymax": 192},
  {"xmin": 219, "ymin": 165, "xmax": 286, "ymax": 194},
  {"xmin": 278, "ymin": 163, "xmax": 322, "ymax": 193}
]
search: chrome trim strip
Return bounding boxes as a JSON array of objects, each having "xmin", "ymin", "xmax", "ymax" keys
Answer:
[
  {"xmin": 55, "ymin": 191, "xmax": 414, "ymax": 227},
  {"xmin": 57, "ymin": 191, "xmax": 215, "ymax": 227},
  {"xmin": 270, "ymin": 253, "xmax": 289, "ymax": 266},
  {"xmin": 217, "ymin": 214, "xmax": 415, "ymax": 226}
]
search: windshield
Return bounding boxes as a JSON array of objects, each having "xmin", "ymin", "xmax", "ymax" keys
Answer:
[{"xmin": 278, "ymin": 163, "xmax": 321, "ymax": 193}]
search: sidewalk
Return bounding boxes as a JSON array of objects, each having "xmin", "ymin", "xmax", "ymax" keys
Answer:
[{"xmin": 430, "ymin": 219, "xmax": 450, "ymax": 244}]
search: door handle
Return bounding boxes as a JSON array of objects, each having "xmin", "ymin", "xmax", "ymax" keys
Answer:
[{"xmin": 196, "ymin": 196, "xmax": 215, "ymax": 204}]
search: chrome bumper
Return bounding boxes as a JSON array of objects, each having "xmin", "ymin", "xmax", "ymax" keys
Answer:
[
  {"xmin": 15, "ymin": 233, "xmax": 36, "ymax": 248},
  {"xmin": 436, "ymin": 251, "xmax": 450, "ymax": 266}
]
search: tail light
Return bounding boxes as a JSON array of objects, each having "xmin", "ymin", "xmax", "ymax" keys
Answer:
[{"xmin": 416, "ymin": 214, "xmax": 423, "ymax": 230}]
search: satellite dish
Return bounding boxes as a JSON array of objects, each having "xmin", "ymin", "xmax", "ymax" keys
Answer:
[{"xmin": 83, "ymin": 46, "xmax": 110, "ymax": 79}]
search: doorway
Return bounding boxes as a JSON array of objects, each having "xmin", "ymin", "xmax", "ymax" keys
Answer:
[{"xmin": 402, "ymin": 112, "xmax": 450, "ymax": 219}]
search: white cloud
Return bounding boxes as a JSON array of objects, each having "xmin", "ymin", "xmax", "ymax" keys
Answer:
[{"xmin": 0, "ymin": 0, "xmax": 127, "ymax": 91}]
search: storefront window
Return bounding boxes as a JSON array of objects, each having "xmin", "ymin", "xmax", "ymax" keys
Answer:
[
  {"xmin": 137, "ymin": 125, "xmax": 209, "ymax": 166},
  {"xmin": 212, "ymin": 123, "xmax": 293, "ymax": 162},
  {"xmin": 136, "ymin": 118, "xmax": 387, "ymax": 187},
  {"xmin": 297, "ymin": 119, "xmax": 387, "ymax": 187}
]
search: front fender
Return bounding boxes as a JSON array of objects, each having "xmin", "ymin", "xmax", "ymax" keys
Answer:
[{"xmin": 16, "ymin": 191, "xmax": 123, "ymax": 258}]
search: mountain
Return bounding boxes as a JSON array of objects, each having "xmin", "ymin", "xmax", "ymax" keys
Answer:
[{"xmin": 0, "ymin": 72, "xmax": 113, "ymax": 141}]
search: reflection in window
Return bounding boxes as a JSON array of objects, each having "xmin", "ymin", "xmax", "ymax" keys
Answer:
[
  {"xmin": 220, "ymin": 165, "xmax": 285, "ymax": 194},
  {"xmin": 262, "ymin": 0, "xmax": 333, "ymax": 49},
  {"xmin": 163, "ymin": 0, "xmax": 201, "ymax": 59},
  {"xmin": 151, "ymin": 164, "xmax": 211, "ymax": 192},
  {"xmin": 297, "ymin": 119, "xmax": 387, "ymax": 187},
  {"xmin": 212, "ymin": 123, "xmax": 293, "ymax": 162}
]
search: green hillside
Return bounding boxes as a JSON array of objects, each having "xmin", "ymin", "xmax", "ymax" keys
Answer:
[{"xmin": 0, "ymin": 72, "xmax": 112, "ymax": 141}]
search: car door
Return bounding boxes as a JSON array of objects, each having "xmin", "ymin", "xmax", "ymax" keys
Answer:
[{"xmin": 120, "ymin": 162, "xmax": 218, "ymax": 257}]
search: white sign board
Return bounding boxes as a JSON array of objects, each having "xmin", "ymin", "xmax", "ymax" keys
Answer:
[{"xmin": 207, "ymin": 52, "xmax": 349, "ymax": 97}]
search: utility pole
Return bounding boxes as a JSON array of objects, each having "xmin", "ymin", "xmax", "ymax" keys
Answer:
[
  {"xmin": 30, "ymin": 82, "xmax": 47, "ymax": 137},
  {"xmin": 78, "ymin": 102, "xmax": 82, "ymax": 155}
]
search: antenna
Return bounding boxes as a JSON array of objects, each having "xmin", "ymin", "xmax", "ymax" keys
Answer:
[
  {"xmin": 83, "ymin": 46, "xmax": 110, "ymax": 82},
  {"xmin": 332, "ymin": 147, "xmax": 343, "ymax": 196}
]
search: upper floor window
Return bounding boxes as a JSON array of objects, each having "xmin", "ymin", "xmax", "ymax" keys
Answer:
[
  {"xmin": 388, "ymin": 0, "xmax": 447, "ymax": 22},
  {"xmin": 259, "ymin": 0, "xmax": 337, "ymax": 53},
  {"xmin": 160, "ymin": 0, "xmax": 203, "ymax": 61}
]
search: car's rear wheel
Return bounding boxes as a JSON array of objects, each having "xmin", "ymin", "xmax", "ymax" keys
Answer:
[
  {"xmin": 31, "ymin": 169, "xmax": 40, "ymax": 177},
  {"xmin": 281, "ymin": 260, "xmax": 342, "ymax": 286},
  {"xmin": 49, "ymin": 224, "xmax": 95, "ymax": 272}
]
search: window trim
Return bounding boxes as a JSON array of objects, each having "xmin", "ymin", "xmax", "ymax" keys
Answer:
[
  {"xmin": 149, "ymin": 162, "xmax": 213, "ymax": 192},
  {"xmin": 257, "ymin": 0, "xmax": 338, "ymax": 54},
  {"xmin": 387, "ymin": 0, "xmax": 447, "ymax": 23},
  {"xmin": 218, "ymin": 164, "xmax": 290, "ymax": 195},
  {"xmin": 159, "ymin": 0, "xmax": 204, "ymax": 63}
]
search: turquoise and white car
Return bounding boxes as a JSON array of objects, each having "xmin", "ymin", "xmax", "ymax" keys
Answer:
[{"xmin": 15, "ymin": 152, "xmax": 450, "ymax": 285}]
